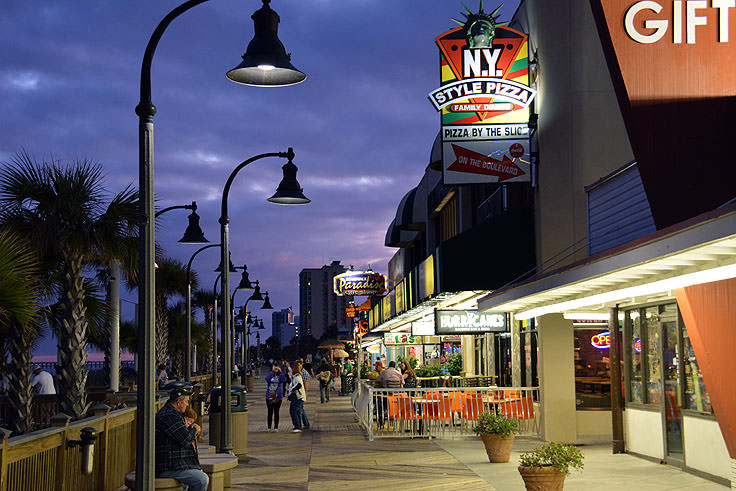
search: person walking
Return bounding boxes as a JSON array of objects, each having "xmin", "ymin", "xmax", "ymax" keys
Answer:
[
  {"xmin": 265, "ymin": 365, "xmax": 287, "ymax": 432},
  {"xmin": 317, "ymin": 361, "xmax": 332, "ymax": 403},
  {"xmin": 288, "ymin": 361, "xmax": 308, "ymax": 432}
]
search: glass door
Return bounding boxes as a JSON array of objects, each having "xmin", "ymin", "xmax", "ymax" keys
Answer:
[
  {"xmin": 662, "ymin": 312, "xmax": 683, "ymax": 460},
  {"xmin": 495, "ymin": 333, "xmax": 512, "ymax": 386}
]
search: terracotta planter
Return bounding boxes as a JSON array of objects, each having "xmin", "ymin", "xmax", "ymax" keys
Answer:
[
  {"xmin": 479, "ymin": 433, "xmax": 515, "ymax": 462},
  {"xmin": 518, "ymin": 465, "xmax": 566, "ymax": 491}
]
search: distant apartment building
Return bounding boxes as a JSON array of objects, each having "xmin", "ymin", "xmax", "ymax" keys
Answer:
[
  {"xmin": 299, "ymin": 260, "xmax": 350, "ymax": 340},
  {"xmin": 272, "ymin": 308, "xmax": 299, "ymax": 348}
]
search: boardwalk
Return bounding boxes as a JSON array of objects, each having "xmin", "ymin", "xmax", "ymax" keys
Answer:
[{"xmin": 203, "ymin": 377, "xmax": 495, "ymax": 490}]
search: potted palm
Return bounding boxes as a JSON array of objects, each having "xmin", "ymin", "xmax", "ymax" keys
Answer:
[
  {"xmin": 473, "ymin": 411, "xmax": 519, "ymax": 462},
  {"xmin": 518, "ymin": 442, "xmax": 584, "ymax": 490}
]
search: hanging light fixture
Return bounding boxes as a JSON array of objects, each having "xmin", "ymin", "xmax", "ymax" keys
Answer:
[
  {"xmin": 268, "ymin": 156, "xmax": 310, "ymax": 204},
  {"xmin": 236, "ymin": 265, "xmax": 254, "ymax": 289},
  {"xmin": 249, "ymin": 281, "xmax": 265, "ymax": 301},
  {"xmin": 214, "ymin": 252, "xmax": 238, "ymax": 273},
  {"xmin": 226, "ymin": 0, "xmax": 306, "ymax": 87},
  {"xmin": 177, "ymin": 206, "xmax": 209, "ymax": 244},
  {"xmin": 261, "ymin": 292, "xmax": 273, "ymax": 309}
]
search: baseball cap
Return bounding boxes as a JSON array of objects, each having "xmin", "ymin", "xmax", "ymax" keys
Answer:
[{"xmin": 169, "ymin": 385, "xmax": 194, "ymax": 401}]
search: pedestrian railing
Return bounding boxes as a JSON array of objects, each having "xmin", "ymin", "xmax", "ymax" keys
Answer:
[{"xmin": 352, "ymin": 381, "xmax": 541, "ymax": 441}]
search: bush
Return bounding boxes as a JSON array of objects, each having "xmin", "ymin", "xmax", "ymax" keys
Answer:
[
  {"xmin": 519, "ymin": 442, "xmax": 584, "ymax": 475},
  {"xmin": 445, "ymin": 352, "xmax": 463, "ymax": 375},
  {"xmin": 473, "ymin": 411, "xmax": 519, "ymax": 438},
  {"xmin": 415, "ymin": 364, "xmax": 442, "ymax": 377}
]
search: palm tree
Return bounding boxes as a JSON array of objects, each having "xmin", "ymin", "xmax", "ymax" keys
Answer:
[
  {"xmin": 152, "ymin": 257, "xmax": 191, "ymax": 368},
  {"xmin": 0, "ymin": 230, "xmax": 43, "ymax": 434},
  {"xmin": 0, "ymin": 153, "xmax": 138, "ymax": 420},
  {"xmin": 191, "ymin": 288, "xmax": 215, "ymax": 374}
]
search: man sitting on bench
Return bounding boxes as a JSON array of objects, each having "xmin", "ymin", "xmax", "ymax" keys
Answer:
[{"xmin": 155, "ymin": 385, "xmax": 208, "ymax": 491}]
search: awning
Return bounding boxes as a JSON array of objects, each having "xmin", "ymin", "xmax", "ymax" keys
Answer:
[
  {"xmin": 428, "ymin": 131, "xmax": 442, "ymax": 170},
  {"xmin": 478, "ymin": 205, "xmax": 736, "ymax": 319},
  {"xmin": 371, "ymin": 290, "xmax": 488, "ymax": 334},
  {"xmin": 384, "ymin": 218, "xmax": 418, "ymax": 247}
]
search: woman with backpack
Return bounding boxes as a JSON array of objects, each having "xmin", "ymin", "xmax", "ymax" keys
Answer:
[{"xmin": 265, "ymin": 365, "xmax": 287, "ymax": 432}]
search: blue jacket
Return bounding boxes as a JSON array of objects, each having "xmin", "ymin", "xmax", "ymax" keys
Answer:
[{"xmin": 265, "ymin": 371, "xmax": 287, "ymax": 401}]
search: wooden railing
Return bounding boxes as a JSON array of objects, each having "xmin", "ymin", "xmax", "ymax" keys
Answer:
[{"xmin": 0, "ymin": 397, "xmax": 167, "ymax": 491}]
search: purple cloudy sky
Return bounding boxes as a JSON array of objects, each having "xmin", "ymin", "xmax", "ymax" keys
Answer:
[{"xmin": 0, "ymin": 0, "xmax": 519, "ymax": 352}]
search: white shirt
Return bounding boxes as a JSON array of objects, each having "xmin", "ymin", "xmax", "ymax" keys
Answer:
[
  {"xmin": 31, "ymin": 370, "xmax": 56, "ymax": 394},
  {"xmin": 289, "ymin": 374, "xmax": 305, "ymax": 401}
]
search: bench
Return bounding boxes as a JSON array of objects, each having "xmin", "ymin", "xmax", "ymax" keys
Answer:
[
  {"xmin": 197, "ymin": 443, "xmax": 217, "ymax": 454},
  {"xmin": 199, "ymin": 453, "xmax": 238, "ymax": 491},
  {"xmin": 124, "ymin": 472, "xmax": 183, "ymax": 490}
]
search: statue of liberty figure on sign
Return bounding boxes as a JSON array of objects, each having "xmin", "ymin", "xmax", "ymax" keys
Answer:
[{"xmin": 452, "ymin": 1, "xmax": 506, "ymax": 48}]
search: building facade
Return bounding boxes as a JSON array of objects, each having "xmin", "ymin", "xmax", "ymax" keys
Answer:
[
  {"xmin": 367, "ymin": 0, "xmax": 736, "ymax": 485},
  {"xmin": 299, "ymin": 261, "xmax": 350, "ymax": 340}
]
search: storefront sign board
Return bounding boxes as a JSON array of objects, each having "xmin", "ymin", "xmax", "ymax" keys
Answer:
[
  {"xmin": 333, "ymin": 270, "xmax": 387, "ymax": 296},
  {"xmin": 384, "ymin": 333, "xmax": 423, "ymax": 346},
  {"xmin": 435, "ymin": 309, "xmax": 507, "ymax": 334},
  {"xmin": 429, "ymin": 6, "xmax": 535, "ymax": 186}
]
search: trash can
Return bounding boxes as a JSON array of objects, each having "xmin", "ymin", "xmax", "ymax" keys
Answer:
[{"xmin": 208, "ymin": 386, "xmax": 248, "ymax": 456}]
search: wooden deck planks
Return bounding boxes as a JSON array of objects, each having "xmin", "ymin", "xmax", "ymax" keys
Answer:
[{"xmin": 201, "ymin": 376, "xmax": 495, "ymax": 490}]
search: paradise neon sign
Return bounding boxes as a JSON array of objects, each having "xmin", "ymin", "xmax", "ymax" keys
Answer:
[{"xmin": 591, "ymin": 331, "xmax": 611, "ymax": 349}]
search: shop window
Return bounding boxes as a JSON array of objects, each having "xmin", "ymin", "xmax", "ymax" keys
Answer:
[
  {"xmin": 519, "ymin": 320, "xmax": 538, "ymax": 387},
  {"xmin": 682, "ymin": 329, "xmax": 712, "ymax": 413},
  {"xmin": 628, "ymin": 310, "xmax": 643, "ymax": 403},
  {"xmin": 624, "ymin": 303, "xmax": 713, "ymax": 415},
  {"xmin": 574, "ymin": 328, "xmax": 613, "ymax": 409},
  {"xmin": 644, "ymin": 307, "xmax": 662, "ymax": 405}
]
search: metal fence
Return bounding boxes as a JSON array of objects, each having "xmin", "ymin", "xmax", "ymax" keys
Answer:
[{"xmin": 352, "ymin": 381, "xmax": 541, "ymax": 441}]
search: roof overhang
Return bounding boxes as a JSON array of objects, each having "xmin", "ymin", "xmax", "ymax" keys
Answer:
[
  {"xmin": 370, "ymin": 290, "xmax": 490, "ymax": 334},
  {"xmin": 478, "ymin": 205, "xmax": 736, "ymax": 319}
]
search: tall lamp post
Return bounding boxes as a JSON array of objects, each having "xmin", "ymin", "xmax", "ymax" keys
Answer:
[
  {"xmin": 137, "ymin": 0, "xmax": 305, "ymax": 482},
  {"xmin": 218, "ymin": 149, "xmax": 309, "ymax": 453},
  {"xmin": 185, "ymin": 243, "xmax": 221, "ymax": 382}
]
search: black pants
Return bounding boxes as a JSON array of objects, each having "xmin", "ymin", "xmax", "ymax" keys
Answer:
[{"xmin": 267, "ymin": 399, "xmax": 282, "ymax": 429}]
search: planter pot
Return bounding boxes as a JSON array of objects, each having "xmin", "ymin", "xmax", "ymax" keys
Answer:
[
  {"xmin": 518, "ymin": 465, "xmax": 566, "ymax": 491},
  {"xmin": 479, "ymin": 433, "xmax": 515, "ymax": 463}
]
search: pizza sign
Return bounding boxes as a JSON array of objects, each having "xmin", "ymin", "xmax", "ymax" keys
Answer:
[{"xmin": 429, "ymin": 4, "xmax": 535, "ymax": 185}]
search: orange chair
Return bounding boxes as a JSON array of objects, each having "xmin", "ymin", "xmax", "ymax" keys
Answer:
[
  {"xmin": 462, "ymin": 392, "xmax": 485, "ymax": 421},
  {"xmin": 449, "ymin": 392, "xmax": 464, "ymax": 415}
]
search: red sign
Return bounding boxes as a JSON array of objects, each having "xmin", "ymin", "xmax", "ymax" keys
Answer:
[
  {"xmin": 509, "ymin": 143, "xmax": 524, "ymax": 158},
  {"xmin": 447, "ymin": 144, "xmax": 523, "ymax": 182}
]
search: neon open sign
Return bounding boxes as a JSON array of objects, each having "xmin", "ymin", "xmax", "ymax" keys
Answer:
[{"xmin": 591, "ymin": 331, "xmax": 611, "ymax": 349}]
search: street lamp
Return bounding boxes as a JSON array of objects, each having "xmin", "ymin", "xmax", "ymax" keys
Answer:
[
  {"xmin": 185, "ymin": 243, "xmax": 221, "ymax": 382},
  {"xmin": 137, "ymin": 0, "xmax": 305, "ymax": 481},
  {"xmin": 219, "ymin": 150, "xmax": 308, "ymax": 453},
  {"xmin": 155, "ymin": 201, "xmax": 209, "ymax": 244}
]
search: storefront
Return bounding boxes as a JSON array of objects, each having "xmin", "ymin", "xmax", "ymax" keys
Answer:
[{"xmin": 477, "ymin": 207, "xmax": 736, "ymax": 483}]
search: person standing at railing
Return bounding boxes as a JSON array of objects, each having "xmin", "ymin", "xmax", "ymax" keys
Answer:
[{"xmin": 30, "ymin": 365, "xmax": 55, "ymax": 395}]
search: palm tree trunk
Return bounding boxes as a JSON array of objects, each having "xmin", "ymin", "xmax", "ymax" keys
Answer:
[
  {"xmin": 57, "ymin": 256, "xmax": 89, "ymax": 419},
  {"xmin": 6, "ymin": 321, "xmax": 35, "ymax": 435},
  {"xmin": 155, "ymin": 296, "xmax": 169, "ymax": 369},
  {"xmin": 102, "ymin": 282, "xmax": 112, "ymax": 389}
]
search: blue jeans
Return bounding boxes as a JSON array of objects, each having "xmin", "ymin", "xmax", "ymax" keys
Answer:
[
  {"xmin": 159, "ymin": 469, "xmax": 209, "ymax": 491},
  {"xmin": 320, "ymin": 384, "xmax": 330, "ymax": 403},
  {"xmin": 290, "ymin": 398, "xmax": 303, "ymax": 429},
  {"xmin": 300, "ymin": 402, "xmax": 310, "ymax": 428}
]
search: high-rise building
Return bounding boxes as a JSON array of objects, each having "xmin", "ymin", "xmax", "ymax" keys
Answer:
[
  {"xmin": 272, "ymin": 308, "xmax": 297, "ymax": 348},
  {"xmin": 299, "ymin": 260, "xmax": 350, "ymax": 340}
]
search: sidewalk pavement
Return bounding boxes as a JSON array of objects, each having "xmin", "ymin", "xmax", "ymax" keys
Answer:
[{"xmin": 202, "ymin": 377, "xmax": 728, "ymax": 490}]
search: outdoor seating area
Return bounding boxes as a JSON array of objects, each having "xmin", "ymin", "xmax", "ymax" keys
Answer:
[{"xmin": 352, "ymin": 381, "xmax": 540, "ymax": 441}]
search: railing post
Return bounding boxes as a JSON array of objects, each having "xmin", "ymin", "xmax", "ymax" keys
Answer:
[
  {"xmin": 51, "ymin": 413, "xmax": 72, "ymax": 490},
  {"xmin": 367, "ymin": 386, "xmax": 374, "ymax": 441},
  {"xmin": 0, "ymin": 427, "xmax": 10, "ymax": 491}
]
